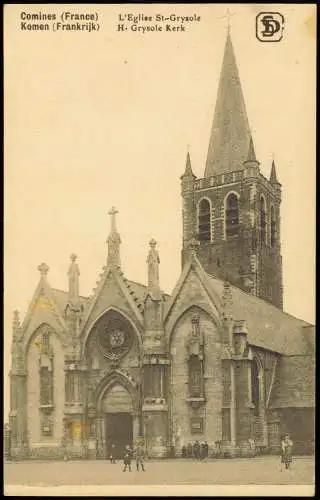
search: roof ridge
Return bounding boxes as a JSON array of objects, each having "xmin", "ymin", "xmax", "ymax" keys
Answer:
[
  {"xmin": 126, "ymin": 279, "xmax": 147, "ymax": 288},
  {"xmin": 205, "ymin": 272, "xmax": 312, "ymax": 325},
  {"xmin": 128, "ymin": 278, "xmax": 171, "ymax": 298},
  {"xmin": 51, "ymin": 287, "xmax": 88, "ymax": 301},
  {"xmin": 123, "ymin": 277, "xmax": 144, "ymax": 311}
]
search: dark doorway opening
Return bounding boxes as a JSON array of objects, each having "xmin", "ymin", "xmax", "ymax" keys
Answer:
[{"xmin": 105, "ymin": 412, "xmax": 133, "ymax": 459}]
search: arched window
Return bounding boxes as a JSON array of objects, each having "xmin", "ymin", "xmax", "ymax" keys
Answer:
[
  {"xmin": 188, "ymin": 355, "xmax": 202, "ymax": 397},
  {"xmin": 260, "ymin": 197, "xmax": 266, "ymax": 244},
  {"xmin": 41, "ymin": 331, "xmax": 50, "ymax": 354},
  {"xmin": 38, "ymin": 328, "xmax": 53, "ymax": 407},
  {"xmin": 198, "ymin": 199, "xmax": 211, "ymax": 241},
  {"xmin": 270, "ymin": 206, "xmax": 276, "ymax": 247},
  {"xmin": 251, "ymin": 359, "xmax": 260, "ymax": 417},
  {"xmin": 225, "ymin": 193, "xmax": 239, "ymax": 237},
  {"xmin": 40, "ymin": 366, "xmax": 53, "ymax": 406}
]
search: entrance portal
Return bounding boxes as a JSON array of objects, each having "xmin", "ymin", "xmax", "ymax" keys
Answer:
[
  {"xmin": 101, "ymin": 383, "xmax": 135, "ymax": 459},
  {"xmin": 105, "ymin": 412, "xmax": 133, "ymax": 459}
]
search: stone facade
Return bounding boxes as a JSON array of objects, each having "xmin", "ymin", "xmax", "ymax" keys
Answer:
[
  {"xmin": 7, "ymin": 32, "xmax": 314, "ymax": 460},
  {"xmin": 8, "ymin": 240, "xmax": 314, "ymax": 460}
]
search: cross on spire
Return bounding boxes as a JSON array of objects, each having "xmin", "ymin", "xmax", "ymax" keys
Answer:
[
  {"xmin": 38, "ymin": 262, "xmax": 49, "ymax": 277},
  {"xmin": 68, "ymin": 253, "xmax": 80, "ymax": 302},
  {"xmin": 70, "ymin": 253, "xmax": 77, "ymax": 262},
  {"xmin": 147, "ymin": 238, "xmax": 160, "ymax": 291},
  {"xmin": 220, "ymin": 8, "xmax": 236, "ymax": 32},
  {"xmin": 108, "ymin": 206, "xmax": 118, "ymax": 233},
  {"xmin": 107, "ymin": 207, "xmax": 121, "ymax": 268}
]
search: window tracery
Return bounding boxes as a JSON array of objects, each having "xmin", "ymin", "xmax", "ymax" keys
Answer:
[
  {"xmin": 270, "ymin": 206, "xmax": 276, "ymax": 247},
  {"xmin": 260, "ymin": 197, "xmax": 266, "ymax": 244},
  {"xmin": 225, "ymin": 193, "xmax": 239, "ymax": 237},
  {"xmin": 198, "ymin": 199, "xmax": 211, "ymax": 241}
]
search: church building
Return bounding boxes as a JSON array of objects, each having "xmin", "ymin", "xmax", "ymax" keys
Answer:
[{"xmin": 9, "ymin": 31, "xmax": 315, "ymax": 460}]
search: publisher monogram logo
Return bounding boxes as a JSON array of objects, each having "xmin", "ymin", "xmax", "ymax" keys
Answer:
[{"xmin": 256, "ymin": 12, "xmax": 284, "ymax": 42}]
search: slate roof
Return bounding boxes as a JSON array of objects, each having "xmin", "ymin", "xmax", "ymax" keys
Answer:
[
  {"xmin": 51, "ymin": 281, "xmax": 170, "ymax": 318},
  {"xmin": 269, "ymin": 355, "xmax": 315, "ymax": 409},
  {"xmin": 51, "ymin": 288, "xmax": 88, "ymax": 315},
  {"xmin": 125, "ymin": 279, "xmax": 171, "ymax": 303},
  {"xmin": 206, "ymin": 273, "xmax": 313, "ymax": 356}
]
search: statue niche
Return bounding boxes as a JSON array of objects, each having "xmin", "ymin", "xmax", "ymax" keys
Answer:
[
  {"xmin": 188, "ymin": 312, "xmax": 204, "ymax": 358},
  {"xmin": 187, "ymin": 312, "xmax": 205, "ymax": 407}
]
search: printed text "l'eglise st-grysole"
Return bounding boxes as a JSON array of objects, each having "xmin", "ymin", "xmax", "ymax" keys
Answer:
[{"xmin": 118, "ymin": 14, "xmax": 201, "ymax": 23}]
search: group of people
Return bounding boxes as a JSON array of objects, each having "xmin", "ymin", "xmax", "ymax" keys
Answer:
[
  {"xmin": 181, "ymin": 440, "xmax": 209, "ymax": 460},
  {"xmin": 109, "ymin": 443, "xmax": 146, "ymax": 472},
  {"xmin": 108, "ymin": 433, "xmax": 293, "ymax": 471}
]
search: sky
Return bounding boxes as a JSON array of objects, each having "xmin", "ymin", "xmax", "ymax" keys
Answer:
[{"xmin": 4, "ymin": 4, "xmax": 316, "ymax": 416}]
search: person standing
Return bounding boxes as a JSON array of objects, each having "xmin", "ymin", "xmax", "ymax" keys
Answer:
[
  {"xmin": 204, "ymin": 441, "xmax": 209, "ymax": 460},
  {"xmin": 187, "ymin": 442, "xmax": 192, "ymax": 458},
  {"xmin": 248, "ymin": 438, "xmax": 255, "ymax": 458},
  {"xmin": 281, "ymin": 434, "xmax": 293, "ymax": 469},
  {"xmin": 193, "ymin": 440, "xmax": 200, "ymax": 460},
  {"xmin": 123, "ymin": 444, "xmax": 132, "ymax": 472},
  {"xmin": 135, "ymin": 445, "xmax": 146, "ymax": 471},
  {"xmin": 110, "ymin": 443, "xmax": 116, "ymax": 464}
]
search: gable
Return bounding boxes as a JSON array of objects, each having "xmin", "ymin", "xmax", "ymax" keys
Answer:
[
  {"xmin": 21, "ymin": 278, "xmax": 68, "ymax": 349},
  {"xmin": 165, "ymin": 265, "xmax": 221, "ymax": 339},
  {"xmin": 81, "ymin": 270, "xmax": 144, "ymax": 342},
  {"xmin": 22, "ymin": 290, "xmax": 68, "ymax": 351}
]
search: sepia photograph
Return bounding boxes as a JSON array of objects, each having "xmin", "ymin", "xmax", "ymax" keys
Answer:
[{"xmin": 4, "ymin": 3, "xmax": 316, "ymax": 496}]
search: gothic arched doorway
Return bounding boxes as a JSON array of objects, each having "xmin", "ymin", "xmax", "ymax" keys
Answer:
[
  {"xmin": 103, "ymin": 384, "xmax": 133, "ymax": 459},
  {"xmin": 95, "ymin": 373, "xmax": 140, "ymax": 459}
]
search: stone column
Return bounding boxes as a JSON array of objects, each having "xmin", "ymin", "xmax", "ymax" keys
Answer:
[
  {"xmin": 258, "ymin": 370, "xmax": 268, "ymax": 447},
  {"xmin": 9, "ymin": 373, "xmax": 28, "ymax": 459},
  {"xmin": 101, "ymin": 415, "xmax": 106, "ymax": 458},
  {"xmin": 133, "ymin": 412, "xmax": 140, "ymax": 442},
  {"xmin": 235, "ymin": 358, "xmax": 254, "ymax": 451},
  {"xmin": 96, "ymin": 413, "xmax": 104, "ymax": 458},
  {"xmin": 160, "ymin": 366, "xmax": 164, "ymax": 398},
  {"xmin": 230, "ymin": 361, "xmax": 236, "ymax": 445}
]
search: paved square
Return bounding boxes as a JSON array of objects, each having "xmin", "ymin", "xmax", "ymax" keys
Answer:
[{"xmin": 4, "ymin": 456, "xmax": 315, "ymax": 487}]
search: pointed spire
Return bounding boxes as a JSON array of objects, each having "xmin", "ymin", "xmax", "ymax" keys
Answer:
[
  {"xmin": 38, "ymin": 262, "xmax": 49, "ymax": 278},
  {"xmin": 68, "ymin": 254, "xmax": 80, "ymax": 302},
  {"xmin": 243, "ymin": 135, "xmax": 260, "ymax": 167},
  {"xmin": 147, "ymin": 238, "xmax": 160, "ymax": 291},
  {"xmin": 270, "ymin": 159, "xmax": 279, "ymax": 184},
  {"xmin": 247, "ymin": 136, "xmax": 256, "ymax": 162},
  {"xmin": 11, "ymin": 310, "xmax": 24, "ymax": 371},
  {"xmin": 107, "ymin": 207, "xmax": 121, "ymax": 269},
  {"xmin": 204, "ymin": 31, "xmax": 252, "ymax": 177},
  {"xmin": 181, "ymin": 150, "xmax": 196, "ymax": 179}
]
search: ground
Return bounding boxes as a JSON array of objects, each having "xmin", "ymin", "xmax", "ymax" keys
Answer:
[{"xmin": 4, "ymin": 456, "xmax": 315, "ymax": 491}]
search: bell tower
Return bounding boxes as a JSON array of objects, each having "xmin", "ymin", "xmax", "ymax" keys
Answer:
[{"xmin": 181, "ymin": 31, "xmax": 283, "ymax": 309}]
